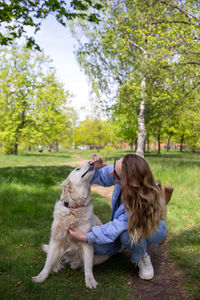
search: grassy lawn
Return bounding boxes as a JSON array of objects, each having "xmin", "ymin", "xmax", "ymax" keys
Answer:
[
  {"xmin": 0, "ymin": 150, "xmax": 77, "ymax": 168},
  {"xmin": 0, "ymin": 150, "xmax": 199, "ymax": 299}
]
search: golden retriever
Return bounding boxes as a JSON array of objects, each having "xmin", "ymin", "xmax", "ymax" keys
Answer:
[{"xmin": 32, "ymin": 162, "xmax": 108, "ymax": 289}]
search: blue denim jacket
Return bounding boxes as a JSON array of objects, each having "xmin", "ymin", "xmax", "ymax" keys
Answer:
[{"xmin": 86, "ymin": 164, "xmax": 128, "ymax": 244}]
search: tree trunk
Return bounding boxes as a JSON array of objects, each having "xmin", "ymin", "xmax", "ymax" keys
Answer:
[
  {"xmin": 157, "ymin": 133, "xmax": 161, "ymax": 154},
  {"xmin": 56, "ymin": 140, "xmax": 59, "ymax": 152},
  {"xmin": 167, "ymin": 134, "xmax": 172, "ymax": 152},
  {"xmin": 12, "ymin": 105, "xmax": 26, "ymax": 155},
  {"xmin": 143, "ymin": 136, "xmax": 146, "ymax": 153},
  {"xmin": 154, "ymin": 138, "xmax": 156, "ymax": 151},
  {"xmin": 130, "ymin": 137, "xmax": 134, "ymax": 150},
  {"xmin": 136, "ymin": 77, "xmax": 146, "ymax": 158},
  {"xmin": 13, "ymin": 143, "xmax": 18, "ymax": 155},
  {"xmin": 135, "ymin": 138, "xmax": 137, "ymax": 152},
  {"xmin": 147, "ymin": 135, "xmax": 150, "ymax": 152},
  {"xmin": 180, "ymin": 134, "xmax": 184, "ymax": 152}
]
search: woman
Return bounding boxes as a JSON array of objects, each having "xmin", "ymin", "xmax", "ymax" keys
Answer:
[{"xmin": 69, "ymin": 153, "xmax": 166, "ymax": 280}]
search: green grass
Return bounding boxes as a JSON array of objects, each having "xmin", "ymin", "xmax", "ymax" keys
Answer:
[
  {"xmin": 0, "ymin": 150, "xmax": 77, "ymax": 167},
  {"xmin": 0, "ymin": 159, "xmax": 132, "ymax": 299},
  {"xmin": 0, "ymin": 150, "xmax": 199, "ymax": 299},
  {"xmin": 146, "ymin": 152, "xmax": 200, "ymax": 299}
]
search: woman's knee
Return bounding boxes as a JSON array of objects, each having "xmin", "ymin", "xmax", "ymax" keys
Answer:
[
  {"xmin": 147, "ymin": 219, "xmax": 167, "ymax": 246},
  {"xmin": 158, "ymin": 219, "xmax": 167, "ymax": 241},
  {"xmin": 94, "ymin": 240, "xmax": 121, "ymax": 256}
]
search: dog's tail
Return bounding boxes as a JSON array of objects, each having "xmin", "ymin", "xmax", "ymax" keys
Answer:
[{"xmin": 41, "ymin": 243, "xmax": 49, "ymax": 253}]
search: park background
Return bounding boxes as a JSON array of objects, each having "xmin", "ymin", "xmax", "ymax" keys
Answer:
[{"xmin": 0, "ymin": 0, "xmax": 200, "ymax": 299}]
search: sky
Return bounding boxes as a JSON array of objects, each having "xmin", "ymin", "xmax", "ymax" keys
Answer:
[{"xmin": 32, "ymin": 16, "xmax": 91, "ymax": 120}]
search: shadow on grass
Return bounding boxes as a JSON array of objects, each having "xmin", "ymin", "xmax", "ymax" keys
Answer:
[
  {"xmin": 0, "ymin": 165, "xmax": 74, "ymax": 186},
  {"xmin": 0, "ymin": 165, "xmax": 75, "ymax": 236}
]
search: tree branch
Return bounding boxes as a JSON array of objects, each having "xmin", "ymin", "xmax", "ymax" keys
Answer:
[
  {"xmin": 179, "ymin": 62, "xmax": 200, "ymax": 66},
  {"xmin": 184, "ymin": 82, "xmax": 200, "ymax": 98},
  {"xmin": 150, "ymin": 20, "xmax": 195, "ymax": 26},
  {"xmin": 96, "ymin": 50, "xmax": 124, "ymax": 85},
  {"xmin": 128, "ymin": 40, "xmax": 146, "ymax": 54},
  {"xmin": 159, "ymin": 0, "xmax": 199, "ymax": 22}
]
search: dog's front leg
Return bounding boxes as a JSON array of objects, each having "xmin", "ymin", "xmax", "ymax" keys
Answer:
[
  {"xmin": 81, "ymin": 243, "xmax": 98, "ymax": 289},
  {"xmin": 32, "ymin": 240, "xmax": 60, "ymax": 283}
]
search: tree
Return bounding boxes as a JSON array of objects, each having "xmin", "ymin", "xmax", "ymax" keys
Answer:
[
  {"xmin": 0, "ymin": 0, "xmax": 102, "ymax": 50},
  {"xmin": 113, "ymin": 91, "xmax": 138, "ymax": 150},
  {"xmin": 0, "ymin": 45, "xmax": 72, "ymax": 154},
  {"xmin": 64, "ymin": 106, "xmax": 79, "ymax": 149},
  {"xmin": 70, "ymin": 0, "xmax": 200, "ymax": 156},
  {"xmin": 173, "ymin": 85, "xmax": 200, "ymax": 152},
  {"xmin": 32, "ymin": 72, "xmax": 72, "ymax": 151},
  {"xmin": 74, "ymin": 117, "xmax": 116, "ymax": 148}
]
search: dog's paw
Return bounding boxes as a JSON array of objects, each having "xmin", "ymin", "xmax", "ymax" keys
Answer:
[
  {"xmin": 32, "ymin": 275, "xmax": 44, "ymax": 283},
  {"xmin": 32, "ymin": 271, "xmax": 48, "ymax": 283},
  {"xmin": 85, "ymin": 275, "xmax": 98, "ymax": 289},
  {"xmin": 52, "ymin": 262, "xmax": 64, "ymax": 273},
  {"xmin": 42, "ymin": 243, "xmax": 49, "ymax": 254},
  {"xmin": 70, "ymin": 262, "xmax": 81, "ymax": 270}
]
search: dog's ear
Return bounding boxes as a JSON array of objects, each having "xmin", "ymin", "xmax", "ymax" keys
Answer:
[
  {"xmin": 60, "ymin": 179, "xmax": 75, "ymax": 202},
  {"xmin": 66, "ymin": 179, "xmax": 77, "ymax": 197},
  {"xmin": 67, "ymin": 180, "xmax": 73, "ymax": 194}
]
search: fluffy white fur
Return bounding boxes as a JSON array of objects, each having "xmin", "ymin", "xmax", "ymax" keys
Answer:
[{"xmin": 32, "ymin": 162, "xmax": 108, "ymax": 289}]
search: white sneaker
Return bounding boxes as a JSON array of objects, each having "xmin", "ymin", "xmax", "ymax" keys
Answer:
[{"xmin": 138, "ymin": 253, "xmax": 154, "ymax": 280}]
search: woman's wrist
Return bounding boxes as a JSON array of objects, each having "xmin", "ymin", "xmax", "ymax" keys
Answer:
[{"xmin": 68, "ymin": 228, "xmax": 88, "ymax": 243}]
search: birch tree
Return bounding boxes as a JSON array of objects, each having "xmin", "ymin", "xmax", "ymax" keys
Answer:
[{"xmin": 70, "ymin": 0, "xmax": 200, "ymax": 157}]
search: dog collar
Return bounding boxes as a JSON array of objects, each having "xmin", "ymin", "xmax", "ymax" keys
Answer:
[{"xmin": 64, "ymin": 202, "xmax": 84, "ymax": 209}]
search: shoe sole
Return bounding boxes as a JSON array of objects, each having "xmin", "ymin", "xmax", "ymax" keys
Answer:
[{"xmin": 139, "ymin": 273, "xmax": 154, "ymax": 280}]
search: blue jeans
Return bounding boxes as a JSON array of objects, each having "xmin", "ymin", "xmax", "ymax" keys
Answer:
[{"xmin": 93, "ymin": 219, "xmax": 166, "ymax": 263}]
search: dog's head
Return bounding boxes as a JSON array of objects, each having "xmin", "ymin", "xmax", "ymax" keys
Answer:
[{"xmin": 60, "ymin": 162, "xmax": 95, "ymax": 208}]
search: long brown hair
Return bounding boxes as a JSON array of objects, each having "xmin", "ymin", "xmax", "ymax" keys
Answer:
[{"xmin": 121, "ymin": 154, "xmax": 162, "ymax": 244}]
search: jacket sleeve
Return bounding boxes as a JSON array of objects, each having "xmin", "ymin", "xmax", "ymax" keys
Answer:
[
  {"xmin": 86, "ymin": 211, "xmax": 129, "ymax": 244},
  {"xmin": 90, "ymin": 164, "xmax": 115, "ymax": 187}
]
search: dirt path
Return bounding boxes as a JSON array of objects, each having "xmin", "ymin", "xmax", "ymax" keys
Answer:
[{"xmin": 67, "ymin": 154, "xmax": 189, "ymax": 299}]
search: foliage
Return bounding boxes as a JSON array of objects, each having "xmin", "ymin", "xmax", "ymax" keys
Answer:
[
  {"xmin": 0, "ymin": 0, "xmax": 103, "ymax": 50},
  {"xmin": 0, "ymin": 45, "xmax": 72, "ymax": 154},
  {"xmin": 33, "ymin": 72, "xmax": 72, "ymax": 147},
  {"xmin": 113, "ymin": 94, "xmax": 138, "ymax": 147},
  {"xmin": 70, "ymin": 0, "xmax": 200, "ymax": 155},
  {"xmin": 74, "ymin": 117, "xmax": 119, "ymax": 148}
]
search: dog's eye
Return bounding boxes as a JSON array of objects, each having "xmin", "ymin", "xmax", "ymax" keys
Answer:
[{"xmin": 75, "ymin": 167, "xmax": 81, "ymax": 171}]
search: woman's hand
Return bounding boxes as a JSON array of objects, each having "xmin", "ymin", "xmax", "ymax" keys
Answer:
[
  {"xmin": 68, "ymin": 227, "xmax": 88, "ymax": 242},
  {"xmin": 90, "ymin": 153, "xmax": 107, "ymax": 169}
]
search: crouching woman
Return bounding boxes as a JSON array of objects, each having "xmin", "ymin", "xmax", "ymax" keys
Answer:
[{"xmin": 69, "ymin": 154, "xmax": 166, "ymax": 280}]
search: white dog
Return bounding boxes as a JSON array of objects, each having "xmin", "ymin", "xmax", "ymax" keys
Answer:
[{"xmin": 32, "ymin": 162, "xmax": 108, "ymax": 289}]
